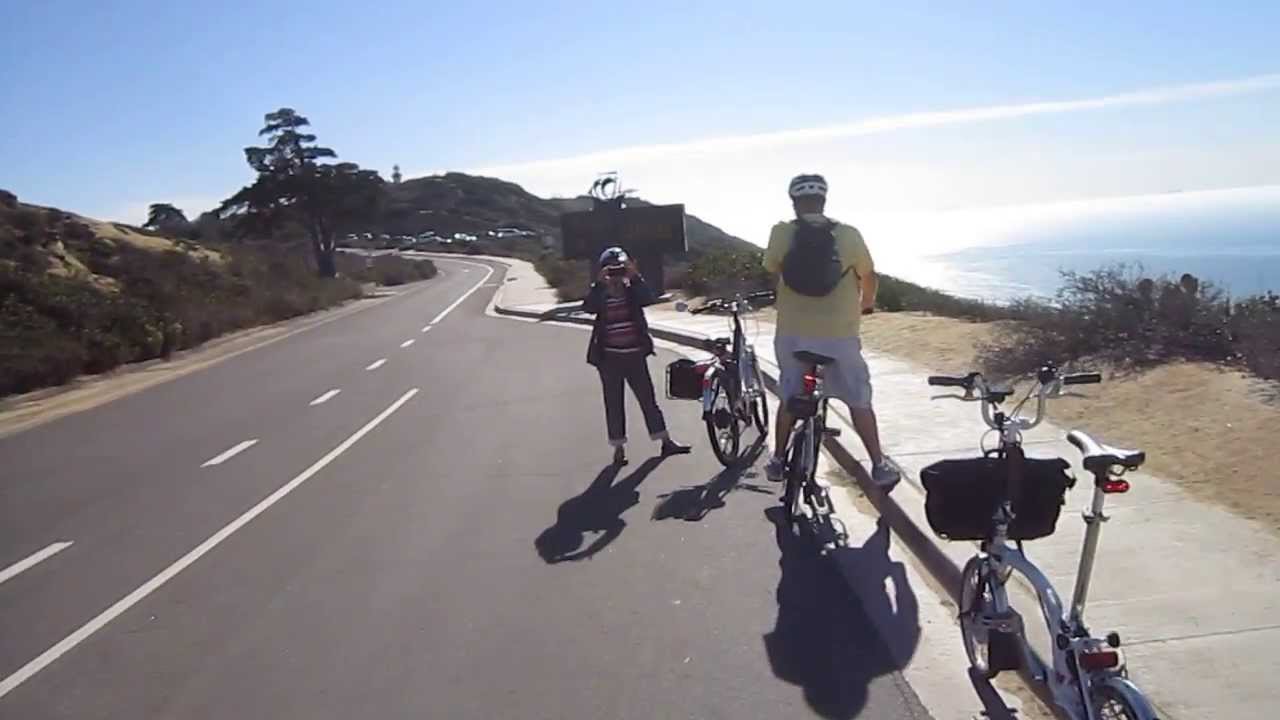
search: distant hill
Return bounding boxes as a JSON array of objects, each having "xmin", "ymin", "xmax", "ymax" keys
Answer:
[{"xmin": 379, "ymin": 172, "xmax": 758, "ymax": 259}]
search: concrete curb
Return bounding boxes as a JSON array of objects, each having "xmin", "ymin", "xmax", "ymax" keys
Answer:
[{"xmin": 494, "ymin": 296, "xmax": 1065, "ymax": 717}]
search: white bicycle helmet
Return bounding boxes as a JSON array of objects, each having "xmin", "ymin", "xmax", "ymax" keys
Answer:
[{"xmin": 788, "ymin": 174, "xmax": 828, "ymax": 199}]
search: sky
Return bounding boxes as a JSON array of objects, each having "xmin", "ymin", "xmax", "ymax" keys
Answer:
[{"xmin": 3, "ymin": 1, "xmax": 1278, "ymax": 254}]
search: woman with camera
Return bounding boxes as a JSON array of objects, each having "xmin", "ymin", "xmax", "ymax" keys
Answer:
[{"xmin": 583, "ymin": 247, "xmax": 691, "ymax": 465}]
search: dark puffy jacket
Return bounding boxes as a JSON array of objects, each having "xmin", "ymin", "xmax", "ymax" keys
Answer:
[{"xmin": 581, "ymin": 276, "xmax": 657, "ymax": 366}]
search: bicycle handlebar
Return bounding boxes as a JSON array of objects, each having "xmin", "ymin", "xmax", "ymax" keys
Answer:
[
  {"xmin": 929, "ymin": 364, "xmax": 1100, "ymax": 433},
  {"xmin": 690, "ymin": 290, "xmax": 776, "ymax": 315}
]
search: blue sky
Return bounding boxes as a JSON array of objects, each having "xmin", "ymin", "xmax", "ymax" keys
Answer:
[{"xmin": 2, "ymin": 1, "xmax": 1278, "ymax": 245}]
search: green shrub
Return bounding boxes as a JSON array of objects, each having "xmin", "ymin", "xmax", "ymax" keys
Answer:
[
  {"xmin": 683, "ymin": 248, "xmax": 771, "ymax": 298},
  {"xmin": 334, "ymin": 252, "xmax": 437, "ymax": 286},
  {"xmin": 0, "ymin": 242, "xmax": 370, "ymax": 396},
  {"xmin": 875, "ymin": 274, "xmax": 1007, "ymax": 320},
  {"xmin": 977, "ymin": 266, "xmax": 1279, "ymax": 381}
]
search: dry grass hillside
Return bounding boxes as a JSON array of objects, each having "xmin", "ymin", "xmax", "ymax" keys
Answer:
[{"xmin": 0, "ymin": 189, "xmax": 435, "ymax": 397}]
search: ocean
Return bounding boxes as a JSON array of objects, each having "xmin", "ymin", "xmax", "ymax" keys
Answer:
[{"xmin": 867, "ymin": 186, "xmax": 1280, "ymax": 302}]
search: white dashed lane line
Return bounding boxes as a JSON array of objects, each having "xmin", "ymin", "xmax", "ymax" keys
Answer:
[
  {"xmin": 365, "ymin": 358, "xmax": 387, "ymax": 371},
  {"xmin": 400, "ymin": 339, "xmax": 415, "ymax": 348},
  {"xmin": 0, "ymin": 389, "xmax": 421, "ymax": 700},
  {"xmin": 309, "ymin": 389, "xmax": 341, "ymax": 406},
  {"xmin": 200, "ymin": 440, "xmax": 259, "ymax": 468},
  {"xmin": 421, "ymin": 325, "xmax": 432, "ymax": 333},
  {"xmin": 0, "ymin": 542, "xmax": 74, "ymax": 586}
]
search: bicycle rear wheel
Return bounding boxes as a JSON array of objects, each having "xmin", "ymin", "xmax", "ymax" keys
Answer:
[
  {"xmin": 704, "ymin": 376, "xmax": 741, "ymax": 466},
  {"xmin": 1093, "ymin": 685, "xmax": 1151, "ymax": 720},
  {"xmin": 960, "ymin": 556, "xmax": 1000, "ymax": 679},
  {"xmin": 781, "ymin": 430, "xmax": 803, "ymax": 524}
]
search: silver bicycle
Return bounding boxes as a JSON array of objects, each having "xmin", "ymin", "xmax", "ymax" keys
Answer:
[
  {"xmin": 926, "ymin": 364, "xmax": 1160, "ymax": 720},
  {"xmin": 679, "ymin": 290, "xmax": 774, "ymax": 466}
]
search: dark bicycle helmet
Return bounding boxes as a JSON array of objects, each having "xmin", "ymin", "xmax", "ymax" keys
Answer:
[{"xmin": 598, "ymin": 246, "xmax": 630, "ymax": 265}]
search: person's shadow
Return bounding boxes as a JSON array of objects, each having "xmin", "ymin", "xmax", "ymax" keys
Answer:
[
  {"xmin": 651, "ymin": 438, "xmax": 772, "ymax": 522},
  {"xmin": 535, "ymin": 457, "xmax": 665, "ymax": 563},
  {"xmin": 762, "ymin": 512, "xmax": 920, "ymax": 719}
]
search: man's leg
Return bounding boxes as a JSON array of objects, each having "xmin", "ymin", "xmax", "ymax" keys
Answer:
[
  {"xmin": 773, "ymin": 405, "xmax": 796, "ymax": 462},
  {"xmin": 839, "ymin": 338, "xmax": 899, "ymax": 486},
  {"xmin": 767, "ymin": 335, "xmax": 803, "ymax": 481},
  {"xmin": 850, "ymin": 407, "xmax": 884, "ymax": 466}
]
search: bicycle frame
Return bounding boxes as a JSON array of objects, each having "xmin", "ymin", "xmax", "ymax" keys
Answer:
[
  {"xmin": 698, "ymin": 294, "xmax": 766, "ymax": 418},
  {"xmin": 784, "ymin": 364, "xmax": 831, "ymax": 517}
]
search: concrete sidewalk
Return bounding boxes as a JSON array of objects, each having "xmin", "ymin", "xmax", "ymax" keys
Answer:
[{"xmin": 483, "ymin": 254, "xmax": 1279, "ymax": 720}]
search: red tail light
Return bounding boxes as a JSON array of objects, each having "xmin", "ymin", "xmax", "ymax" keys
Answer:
[
  {"xmin": 1078, "ymin": 649, "xmax": 1120, "ymax": 671},
  {"xmin": 1102, "ymin": 479, "xmax": 1130, "ymax": 494},
  {"xmin": 803, "ymin": 373, "xmax": 818, "ymax": 394}
]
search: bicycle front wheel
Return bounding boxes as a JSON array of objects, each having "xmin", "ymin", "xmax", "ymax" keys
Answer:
[
  {"xmin": 704, "ymin": 377, "xmax": 741, "ymax": 466},
  {"xmin": 960, "ymin": 556, "xmax": 1000, "ymax": 679},
  {"xmin": 749, "ymin": 366, "xmax": 769, "ymax": 435}
]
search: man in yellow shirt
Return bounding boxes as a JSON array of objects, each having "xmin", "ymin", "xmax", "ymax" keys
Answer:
[{"xmin": 762, "ymin": 174, "xmax": 899, "ymax": 487}]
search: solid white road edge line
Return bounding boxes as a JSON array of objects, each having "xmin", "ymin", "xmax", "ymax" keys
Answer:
[
  {"xmin": 400, "ymin": 339, "xmax": 415, "ymax": 348},
  {"xmin": 200, "ymin": 439, "xmax": 259, "ymax": 468},
  {"xmin": 0, "ymin": 542, "xmax": 74, "ymax": 586},
  {"xmin": 365, "ymin": 358, "xmax": 387, "ymax": 371},
  {"xmin": 0, "ymin": 388, "xmax": 420, "ymax": 700},
  {"xmin": 426, "ymin": 260, "xmax": 495, "ymax": 326},
  {"xmin": 309, "ymin": 389, "xmax": 341, "ymax": 406}
]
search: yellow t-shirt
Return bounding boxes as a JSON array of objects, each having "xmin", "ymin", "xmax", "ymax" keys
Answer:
[{"xmin": 763, "ymin": 217, "xmax": 875, "ymax": 337}]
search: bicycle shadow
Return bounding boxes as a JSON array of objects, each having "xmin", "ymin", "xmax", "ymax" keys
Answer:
[
  {"xmin": 829, "ymin": 511, "xmax": 1027, "ymax": 719},
  {"xmin": 534, "ymin": 457, "xmax": 665, "ymax": 564},
  {"xmin": 762, "ymin": 511, "xmax": 922, "ymax": 720},
  {"xmin": 650, "ymin": 437, "xmax": 772, "ymax": 522}
]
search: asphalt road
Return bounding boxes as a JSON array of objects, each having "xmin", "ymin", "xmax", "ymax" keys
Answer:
[{"xmin": 0, "ymin": 258, "xmax": 932, "ymax": 719}]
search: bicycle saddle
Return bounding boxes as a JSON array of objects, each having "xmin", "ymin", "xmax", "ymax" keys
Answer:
[
  {"xmin": 1067, "ymin": 430, "xmax": 1145, "ymax": 474},
  {"xmin": 793, "ymin": 350, "xmax": 836, "ymax": 366}
]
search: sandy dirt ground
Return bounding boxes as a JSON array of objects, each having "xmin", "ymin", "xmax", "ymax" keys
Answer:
[{"xmin": 860, "ymin": 312, "xmax": 1280, "ymax": 534}]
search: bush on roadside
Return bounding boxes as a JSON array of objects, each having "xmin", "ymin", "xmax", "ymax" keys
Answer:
[
  {"xmin": 682, "ymin": 248, "xmax": 772, "ymax": 298},
  {"xmin": 0, "ymin": 241, "xmax": 366, "ymax": 397},
  {"xmin": 334, "ymin": 252, "xmax": 437, "ymax": 287},
  {"xmin": 977, "ymin": 265, "xmax": 1280, "ymax": 381},
  {"xmin": 875, "ymin": 274, "xmax": 1009, "ymax": 320},
  {"xmin": 533, "ymin": 253, "xmax": 591, "ymax": 302}
]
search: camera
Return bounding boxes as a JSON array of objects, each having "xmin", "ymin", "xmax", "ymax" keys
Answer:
[{"xmin": 604, "ymin": 264, "xmax": 627, "ymax": 278}]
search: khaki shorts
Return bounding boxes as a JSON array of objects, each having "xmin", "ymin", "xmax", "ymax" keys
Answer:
[{"xmin": 774, "ymin": 335, "xmax": 873, "ymax": 410}]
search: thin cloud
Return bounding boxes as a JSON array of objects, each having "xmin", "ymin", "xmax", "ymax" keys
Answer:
[{"xmin": 477, "ymin": 73, "xmax": 1280, "ymax": 176}]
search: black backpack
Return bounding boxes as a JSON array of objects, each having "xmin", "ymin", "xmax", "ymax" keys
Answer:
[{"xmin": 781, "ymin": 219, "xmax": 850, "ymax": 297}]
